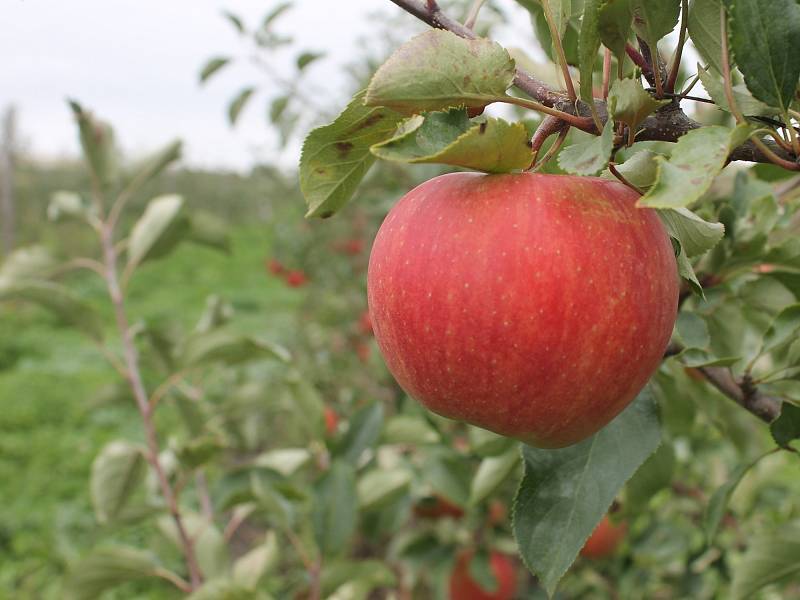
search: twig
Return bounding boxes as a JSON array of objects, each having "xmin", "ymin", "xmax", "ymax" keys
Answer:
[
  {"xmin": 602, "ymin": 49, "xmax": 612, "ymax": 99},
  {"xmin": 463, "ymin": 0, "xmax": 486, "ymax": 30},
  {"xmin": 666, "ymin": 0, "xmax": 689, "ymax": 93},
  {"xmin": 154, "ymin": 567, "xmax": 192, "ymax": 593},
  {"xmin": 697, "ymin": 367, "xmax": 781, "ymax": 422},
  {"xmin": 541, "ymin": 0, "xmax": 577, "ymax": 101},
  {"xmin": 531, "ymin": 126, "xmax": 569, "ymax": 171},
  {"xmin": 99, "ymin": 223, "xmax": 203, "ymax": 589},
  {"xmin": 196, "ymin": 471, "xmax": 214, "ymax": 521},
  {"xmin": 497, "ymin": 95, "xmax": 593, "ymax": 129},
  {"xmin": 530, "ymin": 115, "xmax": 568, "ymax": 165}
]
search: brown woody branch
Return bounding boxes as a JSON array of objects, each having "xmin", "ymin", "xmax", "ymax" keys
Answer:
[{"xmin": 386, "ymin": 0, "xmax": 796, "ymax": 166}]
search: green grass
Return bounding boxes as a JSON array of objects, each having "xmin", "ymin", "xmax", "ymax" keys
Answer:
[{"xmin": 0, "ymin": 225, "xmax": 304, "ymax": 598}]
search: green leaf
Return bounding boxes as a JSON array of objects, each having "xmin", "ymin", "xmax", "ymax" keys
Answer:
[
  {"xmin": 313, "ymin": 460, "xmax": 358, "ymax": 555},
  {"xmin": 687, "ymin": 0, "xmax": 725, "ymax": 73},
  {"xmin": 675, "ymin": 242, "xmax": 704, "ymax": 296},
  {"xmin": 68, "ymin": 100, "xmax": 117, "ymax": 192},
  {"xmin": 262, "ymin": 2, "xmax": 292, "ymax": 28},
  {"xmin": 90, "ymin": 441, "xmax": 146, "ymax": 524},
  {"xmin": 384, "ymin": 415, "xmax": 440, "ymax": 445},
  {"xmin": 188, "ymin": 579, "xmax": 272, "ymax": 600},
  {"xmin": 705, "ymin": 453, "xmax": 771, "ymax": 544},
  {"xmin": 0, "ymin": 245, "xmax": 57, "ymax": 282},
  {"xmin": 557, "ymin": 119, "xmax": 614, "ymax": 176},
  {"xmin": 296, "ymin": 51, "xmax": 323, "ymax": 71},
  {"xmin": 731, "ymin": 524, "xmax": 800, "ymax": 600},
  {"xmin": 321, "ymin": 560, "xmax": 397, "ymax": 598},
  {"xmin": 512, "ymin": 388, "xmax": 661, "ymax": 596},
  {"xmin": 631, "ymin": 0, "xmax": 681, "ymax": 47},
  {"xmin": 598, "ymin": 0, "xmax": 633, "ymax": 62},
  {"xmin": 357, "ymin": 468, "xmax": 412, "ymax": 511},
  {"xmin": 698, "ymin": 66, "xmax": 779, "ymax": 117},
  {"xmin": 676, "ymin": 311, "xmax": 711, "ymax": 348},
  {"xmin": 254, "ymin": 448, "xmax": 311, "ymax": 477},
  {"xmin": 579, "ymin": 0, "xmax": 602, "ymax": 106},
  {"xmin": 364, "ymin": 30, "xmax": 515, "ymax": 114},
  {"xmin": 0, "ymin": 280, "xmax": 104, "ymax": 339},
  {"xmin": 424, "ymin": 451, "xmax": 472, "ymax": 507},
  {"xmin": 158, "ymin": 513, "xmax": 230, "ymax": 579},
  {"xmin": 602, "ymin": 149, "xmax": 660, "ymax": 190},
  {"xmin": 625, "ymin": 442, "xmax": 675, "ymax": 511},
  {"xmin": 200, "ymin": 57, "xmax": 231, "ymax": 83},
  {"xmin": 300, "ymin": 90, "xmax": 402, "ymax": 218},
  {"xmin": 469, "ymin": 426, "xmax": 517, "ymax": 457},
  {"xmin": 127, "ymin": 139, "xmax": 183, "ymax": 191},
  {"xmin": 285, "ymin": 373, "xmax": 325, "ymax": 439},
  {"xmin": 232, "ymin": 532, "xmax": 279, "ymax": 589},
  {"xmin": 180, "ymin": 328, "xmax": 290, "ymax": 366},
  {"xmin": 525, "ymin": 0, "xmax": 582, "ymax": 66},
  {"xmin": 370, "ymin": 110, "xmax": 533, "ymax": 173},
  {"xmin": 771, "ymin": 402, "xmax": 800, "ymax": 448},
  {"xmin": 269, "ymin": 95, "xmax": 290, "ymax": 124},
  {"xmin": 678, "ymin": 348, "xmax": 739, "ymax": 367},
  {"xmin": 228, "ymin": 87, "xmax": 255, "ymax": 126},
  {"xmin": 638, "ymin": 124, "xmax": 752, "ymax": 208},
  {"xmin": 608, "ymin": 78, "xmax": 668, "ymax": 134},
  {"xmin": 187, "ymin": 211, "xmax": 231, "ymax": 253},
  {"xmin": 64, "ymin": 546, "xmax": 162, "ymax": 600},
  {"xmin": 657, "ymin": 208, "xmax": 725, "ymax": 258},
  {"xmin": 48, "ymin": 190, "xmax": 92, "ymax": 223},
  {"xmin": 222, "ymin": 11, "xmax": 245, "ymax": 34},
  {"xmin": 127, "ymin": 194, "xmax": 187, "ymax": 267},
  {"xmin": 468, "ymin": 550, "xmax": 499, "ymax": 594},
  {"xmin": 728, "ymin": 0, "xmax": 800, "ymax": 112},
  {"xmin": 336, "ymin": 402, "xmax": 384, "ymax": 465},
  {"xmin": 469, "ymin": 446, "xmax": 521, "ymax": 505},
  {"xmin": 762, "ymin": 304, "xmax": 800, "ymax": 353},
  {"xmin": 542, "ymin": 0, "xmax": 572, "ymax": 41}
]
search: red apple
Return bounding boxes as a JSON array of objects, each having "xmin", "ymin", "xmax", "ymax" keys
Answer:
[
  {"xmin": 324, "ymin": 406, "xmax": 339, "ymax": 436},
  {"xmin": 266, "ymin": 258, "xmax": 285, "ymax": 276},
  {"xmin": 580, "ymin": 514, "xmax": 627, "ymax": 559},
  {"xmin": 285, "ymin": 270, "xmax": 308, "ymax": 288},
  {"xmin": 449, "ymin": 550, "xmax": 516, "ymax": 600},
  {"xmin": 413, "ymin": 494, "xmax": 465, "ymax": 520},
  {"xmin": 367, "ymin": 173, "xmax": 678, "ymax": 448}
]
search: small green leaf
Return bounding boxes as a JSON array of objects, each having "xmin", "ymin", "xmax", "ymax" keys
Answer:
[
  {"xmin": 424, "ymin": 451, "xmax": 472, "ymax": 508},
  {"xmin": 336, "ymin": 402, "xmax": 384, "ymax": 465},
  {"xmin": 296, "ymin": 51, "xmax": 323, "ymax": 71},
  {"xmin": 313, "ymin": 460, "xmax": 358, "ymax": 555},
  {"xmin": 579, "ymin": 1, "xmax": 602, "ymax": 107},
  {"xmin": 48, "ymin": 191, "xmax": 92, "ymax": 223},
  {"xmin": 68, "ymin": 100, "xmax": 117, "ymax": 192},
  {"xmin": 675, "ymin": 241, "xmax": 704, "ymax": 296},
  {"xmin": 188, "ymin": 579, "xmax": 272, "ymax": 600},
  {"xmin": 127, "ymin": 194, "xmax": 187, "ymax": 268},
  {"xmin": 127, "ymin": 139, "xmax": 183, "ymax": 191},
  {"xmin": 254, "ymin": 448, "xmax": 311, "ymax": 477},
  {"xmin": 638, "ymin": 125, "xmax": 752, "ymax": 209},
  {"xmin": 269, "ymin": 95, "xmax": 290, "ymax": 123},
  {"xmin": 187, "ymin": 211, "xmax": 231, "ymax": 253},
  {"xmin": 228, "ymin": 87, "xmax": 256, "ymax": 126},
  {"xmin": 688, "ymin": 0, "xmax": 725, "ymax": 74},
  {"xmin": 771, "ymin": 402, "xmax": 800, "ymax": 448},
  {"xmin": 678, "ymin": 348, "xmax": 739, "ymax": 367},
  {"xmin": 608, "ymin": 78, "xmax": 668, "ymax": 134},
  {"xmin": 371, "ymin": 110, "xmax": 533, "ymax": 173},
  {"xmin": 598, "ymin": 0, "xmax": 633, "ymax": 62},
  {"xmin": 232, "ymin": 532, "xmax": 279, "ymax": 589},
  {"xmin": 0, "ymin": 245, "xmax": 57, "ymax": 282},
  {"xmin": 468, "ymin": 550, "xmax": 498, "ymax": 594},
  {"xmin": 365, "ymin": 30, "xmax": 515, "ymax": 114},
  {"xmin": 762, "ymin": 304, "xmax": 800, "ymax": 353},
  {"xmin": 222, "ymin": 11, "xmax": 245, "ymax": 34},
  {"xmin": 469, "ymin": 446, "xmax": 521, "ymax": 505},
  {"xmin": 180, "ymin": 328, "xmax": 290, "ymax": 366},
  {"xmin": 90, "ymin": 441, "xmax": 146, "ymax": 524},
  {"xmin": 728, "ymin": 0, "xmax": 800, "ymax": 112},
  {"xmin": 731, "ymin": 524, "xmax": 800, "ymax": 600},
  {"xmin": 262, "ymin": 2, "xmax": 292, "ymax": 28},
  {"xmin": 285, "ymin": 373, "xmax": 325, "ymax": 439},
  {"xmin": 658, "ymin": 207, "xmax": 725, "ymax": 258},
  {"xmin": 705, "ymin": 453, "xmax": 770, "ymax": 544},
  {"xmin": 512, "ymin": 388, "xmax": 661, "ymax": 597},
  {"xmin": 200, "ymin": 57, "xmax": 231, "ymax": 83},
  {"xmin": 64, "ymin": 546, "xmax": 162, "ymax": 600},
  {"xmin": 557, "ymin": 119, "xmax": 614, "ymax": 176},
  {"xmin": 0, "ymin": 280, "xmax": 104, "ymax": 339},
  {"xmin": 603, "ymin": 149, "xmax": 660, "ymax": 190},
  {"xmin": 469, "ymin": 426, "xmax": 516, "ymax": 457},
  {"xmin": 631, "ymin": 0, "xmax": 681, "ymax": 47},
  {"xmin": 384, "ymin": 415, "xmax": 440, "ymax": 445},
  {"xmin": 300, "ymin": 90, "xmax": 402, "ymax": 218},
  {"xmin": 357, "ymin": 468, "xmax": 412, "ymax": 510},
  {"xmin": 698, "ymin": 66, "xmax": 779, "ymax": 117},
  {"xmin": 625, "ymin": 442, "xmax": 675, "ymax": 511}
]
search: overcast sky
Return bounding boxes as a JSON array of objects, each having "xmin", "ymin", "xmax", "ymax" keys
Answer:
[{"xmin": 0, "ymin": 1, "xmax": 552, "ymax": 171}]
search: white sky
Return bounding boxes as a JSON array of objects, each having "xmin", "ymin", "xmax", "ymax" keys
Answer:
[{"xmin": 0, "ymin": 1, "xmax": 552, "ymax": 171}]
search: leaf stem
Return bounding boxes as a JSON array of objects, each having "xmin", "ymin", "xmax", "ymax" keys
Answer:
[
  {"xmin": 541, "ymin": 0, "xmax": 577, "ymax": 101},
  {"xmin": 608, "ymin": 163, "xmax": 643, "ymax": 195},
  {"xmin": 531, "ymin": 126, "xmax": 569, "ymax": 171},
  {"xmin": 463, "ymin": 0, "xmax": 487, "ymax": 30},
  {"xmin": 666, "ymin": 0, "xmax": 689, "ymax": 93},
  {"xmin": 495, "ymin": 95, "xmax": 593, "ymax": 129},
  {"xmin": 602, "ymin": 49, "xmax": 612, "ymax": 100}
]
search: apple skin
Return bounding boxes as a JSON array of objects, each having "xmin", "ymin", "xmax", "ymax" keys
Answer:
[
  {"xmin": 367, "ymin": 172, "xmax": 678, "ymax": 448},
  {"xmin": 580, "ymin": 514, "xmax": 627, "ymax": 559},
  {"xmin": 285, "ymin": 270, "xmax": 309, "ymax": 288},
  {"xmin": 449, "ymin": 550, "xmax": 516, "ymax": 600}
]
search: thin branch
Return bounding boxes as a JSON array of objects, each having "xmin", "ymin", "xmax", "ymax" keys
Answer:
[
  {"xmin": 697, "ymin": 367, "xmax": 781, "ymax": 423},
  {"xmin": 666, "ymin": 0, "xmax": 689, "ymax": 93},
  {"xmin": 602, "ymin": 49, "xmax": 612, "ymax": 99},
  {"xmin": 541, "ymin": 0, "xmax": 577, "ymax": 101},
  {"xmin": 463, "ymin": 0, "xmax": 487, "ymax": 30},
  {"xmin": 530, "ymin": 115, "xmax": 568, "ymax": 165},
  {"xmin": 531, "ymin": 126, "xmax": 569, "ymax": 171},
  {"xmin": 154, "ymin": 568, "xmax": 192, "ymax": 594},
  {"xmin": 496, "ymin": 95, "xmax": 594, "ymax": 129}
]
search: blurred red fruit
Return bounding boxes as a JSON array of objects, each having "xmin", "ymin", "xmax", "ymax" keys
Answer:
[
  {"xmin": 580, "ymin": 514, "xmax": 627, "ymax": 559},
  {"xmin": 449, "ymin": 550, "xmax": 516, "ymax": 600},
  {"xmin": 285, "ymin": 270, "xmax": 308, "ymax": 288},
  {"xmin": 356, "ymin": 342, "xmax": 371, "ymax": 363},
  {"xmin": 358, "ymin": 310, "xmax": 373, "ymax": 335},
  {"xmin": 488, "ymin": 500, "xmax": 507, "ymax": 526},
  {"xmin": 266, "ymin": 258, "xmax": 285, "ymax": 276},
  {"xmin": 413, "ymin": 495, "xmax": 464, "ymax": 520},
  {"xmin": 324, "ymin": 406, "xmax": 339, "ymax": 436}
]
